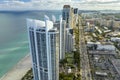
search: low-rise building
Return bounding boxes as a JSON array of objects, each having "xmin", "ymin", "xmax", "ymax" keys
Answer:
[
  {"xmin": 95, "ymin": 72, "xmax": 108, "ymax": 76},
  {"xmin": 87, "ymin": 42, "xmax": 101, "ymax": 47},
  {"xmin": 104, "ymin": 30, "xmax": 111, "ymax": 33},
  {"xmin": 111, "ymin": 37, "xmax": 120, "ymax": 42},
  {"xmin": 106, "ymin": 32, "xmax": 120, "ymax": 37},
  {"xmin": 87, "ymin": 42, "xmax": 116, "ymax": 55},
  {"xmin": 97, "ymin": 44, "xmax": 116, "ymax": 51}
]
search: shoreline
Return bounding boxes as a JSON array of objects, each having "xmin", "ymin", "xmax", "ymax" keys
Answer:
[{"xmin": 0, "ymin": 54, "xmax": 32, "ymax": 80}]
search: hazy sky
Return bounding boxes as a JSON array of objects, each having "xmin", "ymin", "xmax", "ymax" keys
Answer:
[{"xmin": 0, "ymin": 0, "xmax": 120, "ymax": 10}]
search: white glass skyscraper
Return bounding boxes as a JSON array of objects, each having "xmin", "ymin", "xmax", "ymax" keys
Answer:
[
  {"xmin": 53, "ymin": 17, "xmax": 66, "ymax": 60},
  {"xmin": 27, "ymin": 18, "xmax": 59, "ymax": 80},
  {"xmin": 60, "ymin": 18, "xmax": 66, "ymax": 59}
]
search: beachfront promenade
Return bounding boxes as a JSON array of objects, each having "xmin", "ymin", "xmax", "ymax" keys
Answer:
[{"xmin": 0, "ymin": 54, "xmax": 32, "ymax": 80}]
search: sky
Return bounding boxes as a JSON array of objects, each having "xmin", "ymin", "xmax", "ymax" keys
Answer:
[{"xmin": 0, "ymin": 0, "xmax": 120, "ymax": 10}]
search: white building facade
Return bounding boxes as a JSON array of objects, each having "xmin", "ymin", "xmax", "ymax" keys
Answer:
[
  {"xmin": 65, "ymin": 28, "xmax": 74, "ymax": 52},
  {"xmin": 59, "ymin": 19, "xmax": 66, "ymax": 59},
  {"xmin": 27, "ymin": 18, "xmax": 59, "ymax": 80}
]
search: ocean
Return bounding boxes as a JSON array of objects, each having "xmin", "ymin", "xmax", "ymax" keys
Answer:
[{"xmin": 0, "ymin": 10, "xmax": 61, "ymax": 78}]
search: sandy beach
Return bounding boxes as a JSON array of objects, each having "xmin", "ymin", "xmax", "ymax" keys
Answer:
[{"xmin": 0, "ymin": 54, "xmax": 32, "ymax": 80}]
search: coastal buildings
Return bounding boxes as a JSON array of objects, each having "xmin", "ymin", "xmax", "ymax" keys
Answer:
[
  {"xmin": 73, "ymin": 8, "xmax": 79, "ymax": 25},
  {"xmin": 26, "ymin": 5, "xmax": 79, "ymax": 80},
  {"xmin": 65, "ymin": 28, "xmax": 74, "ymax": 52},
  {"xmin": 62, "ymin": 5, "xmax": 78, "ymax": 53},
  {"xmin": 54, "ymin": 19, "xmax": 66, "ymax": 60},
  {"xmin": 62, "ymin": 5, "xmax": 78, "ymax": 28},
  {"xmin": 62, "ymin": 5, "xmax": 71, "ymax": 28},
  {"xmin": 27, "ymin": 18, "xmax": 59, "ymax": 80},
  {"xmin": 59, "ymin": 19, "xmax": 66, "ymax": 59},
  {"xmin": 62, "ymin": 5, "xmax": 75, "ymax": 28}
]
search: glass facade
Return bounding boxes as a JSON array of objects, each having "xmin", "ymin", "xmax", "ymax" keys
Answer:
[
  {"xmin": 29, "ymin": 29, "xmax": 39, "ymax": 80},
  {"xmin": 62, "ymin": 8, "xmax": 70, "ymax": 28},
  {"xmin": 36, "ymin": 30, "xmax": 48, "ymax": 80},
  {"xmin": 28, "ymin": 19, "xmax": 59, "ymax": 80},
  {"xmin": 50, "ymin": 34, "xmax": 56, "ymax": 80}
]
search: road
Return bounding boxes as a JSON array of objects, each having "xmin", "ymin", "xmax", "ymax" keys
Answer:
[{"xmin": 78, "ymin": 16, "xmax": 92, "ymax": 80}]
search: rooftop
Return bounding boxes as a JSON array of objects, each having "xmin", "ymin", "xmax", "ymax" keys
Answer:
[
  {"xmin": 97, "ymin": 44, "xmax": 115, "ymax": 50},
  {"xmin": 27, "ymin": 18, "xmax": 45, "ymax": 28},
  {"xmin": 87, "ymin": 41, "xmax": 101, "ymax": 45},
  {"xmin": 95, "ymin": 72, "xmax": 107, "ymax": 76},
  {"xmin": 63, "ymin": 5, "xmax": 70, "ymax": 8},
  {"xmin": 27, "ymin": 18, "xmax": 54, "ymax": 31},
  {"xmin": 89, "ymin": 50, "xmax": 116, "ymax": 55},
  {"xmin": 34, "ymin": 19, "xmax": 45, "ymax": 28}
]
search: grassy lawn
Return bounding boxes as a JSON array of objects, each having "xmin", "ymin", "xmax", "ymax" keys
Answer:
[{"xmin": 66, "ymin": 53, "xmax": 74, "ymax": 64}]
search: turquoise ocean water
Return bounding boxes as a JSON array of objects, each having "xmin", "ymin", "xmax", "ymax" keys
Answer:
[{"xmin": 0, "ymin": 10, "xmax": 61, "ymax": 78}]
